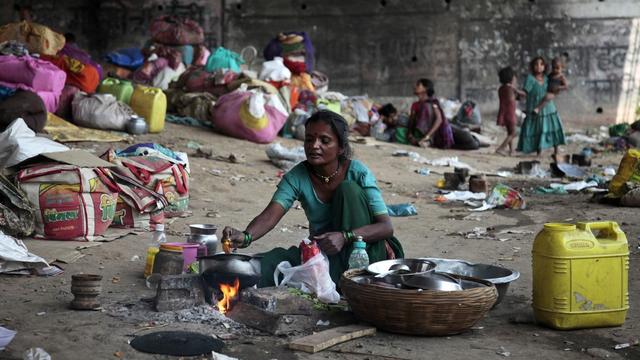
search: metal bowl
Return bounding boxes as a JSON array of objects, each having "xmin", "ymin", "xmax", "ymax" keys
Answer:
[
  {"xmin": 402, "ymin": 272, "xmax": 463, "ymax": 291},
  {"xmin": 366, "ymin": 259, "xmax": 436, "ymax": 286},
  {"xmin": 420, "ymin": 258, "xmax": 520, "ymax": 305},
  {"xmin": 189, "ymin": 224, "xmax": 218, "ymax": 235}
]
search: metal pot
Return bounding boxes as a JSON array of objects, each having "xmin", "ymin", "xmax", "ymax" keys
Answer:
[
  {"xmin": 188, "ymin": 224, "xmax": 218, "ymax": 256},
  {"xmin": 198, "ymin": 254, "xmax": 261, "ymax": 289},
  {"xmin": 366, "ymin": 258, "xmax": 436, "ymax": 286},
  {"xmin": 402, "ymin": 272, "xmax": 463, "ymax": 291},
  {"xmin": 126, "ymin": 115, "xmax": 148, "ymax": 135}
]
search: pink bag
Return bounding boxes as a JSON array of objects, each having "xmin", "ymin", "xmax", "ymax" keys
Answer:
[
  {"xmin": 150, "ymin": 16, "xmax": 204, "ymax": 46},
  {"xmin": 132, "ymin": 58, "xmax": 169, "ymax": 85},
  {"xmin": 17, "ymin": 164, "xmax": 120, "ymax": 241},
  {"xmin": 34, "ymin": 90, "xmax": 61, "ymax": 113},
  {"xmin": 193, "ymin": 45, "xmax": 210, "ymax": 66},
  {"xmin": 0, "ymin": 55, "xmax": 66, "ymax": 93},
  {"xmin": 211, "ymin": 88, "xmax": 289, "ymax": 143}
]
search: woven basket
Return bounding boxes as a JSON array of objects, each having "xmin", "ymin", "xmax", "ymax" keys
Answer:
[{"xmin": 340, "ymin": 269, "xmax": 498, "ymax": 336}]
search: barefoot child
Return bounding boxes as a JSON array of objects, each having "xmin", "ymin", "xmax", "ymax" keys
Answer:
[
  {"xmin": 496, "ymin": 66, "xmax": 525, "ymax": 156},
  {"xmin": 533, "ymin": 57, "xmax": 568, "ymax": 114},
  {"xmin": 517, "ymin": 56, "xmax": 566, "ymax": 158}
]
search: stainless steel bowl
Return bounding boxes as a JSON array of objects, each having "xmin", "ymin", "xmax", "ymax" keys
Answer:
[
  {"xmin": 402, "ymin": 272, "xmax": 463, "ymax": 291},
  {"xmin": 420, "ymin": 258, "xmax": 520, "ymax": 305},
  {"xmin": 189, "ymin": 224, "xmax": 218, "ymax": 235},
  {"xmin": 366, "ymin": 259, "xmax": 436, "ymax": 286}
]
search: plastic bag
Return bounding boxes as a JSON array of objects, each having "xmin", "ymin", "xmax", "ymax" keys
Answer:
[
  {"xmin": 259, "ymin": 57, "xmax": 292, "ymax": 82},
  {"xmin": 274, "ymin": 252, "xmax": 340, "ymax": 304},
  {"xmin": 387, "ymin": 203, "xmax": 418, "ymax": 216},
  {"xmin": 205, "ymin": 47, "xmax": 244, "ymax": 73}
]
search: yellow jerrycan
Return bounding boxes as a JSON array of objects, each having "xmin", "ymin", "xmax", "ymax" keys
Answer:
[
  {"xmin": 532, "ymin": 222, "xmax": 629, "ymax": 329},
  {"xmin": 130, "ymin": 85, "xmax": 167, "ymax": 133}
]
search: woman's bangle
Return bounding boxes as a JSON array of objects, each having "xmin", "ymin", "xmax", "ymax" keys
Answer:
[
  {"xmin": 242, "ymin": 231, "xmax": 253, "ymax": 248},
  {"xmin": 342, "ymin": 231, "xmax": 356, "ymax": 244}
]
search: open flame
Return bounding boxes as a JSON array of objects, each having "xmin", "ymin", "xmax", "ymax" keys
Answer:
[{"xmin": 216, "ymin": 278, "xmax": 240, "ymax": 314}]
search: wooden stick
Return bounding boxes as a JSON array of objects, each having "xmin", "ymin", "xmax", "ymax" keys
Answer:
[{"xmin": 288, "ymin": 325, "xmax": 376, "ymax": 353}]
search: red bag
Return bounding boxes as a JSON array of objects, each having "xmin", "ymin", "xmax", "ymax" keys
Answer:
[
  {"xmin": 40, "ymin": 54, "xmax": 100, "ymax": 93},
  {"xmin": 17, "ymin": 164, "xmax": 120, "ymax": 241},
  {"xmin": 150, "ymin": 16, "xmax": 204, "ymax": 46},
  {"xmin": 142, "ymin": 44, "xmax": 183, "ymax": 70},
  {"xmin": 300, "ymin": 239, "xmax": 320, "ymax": 263}
]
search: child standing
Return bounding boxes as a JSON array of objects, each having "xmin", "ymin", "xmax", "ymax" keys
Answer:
[
  {"xmin": 517, "ymin": 56, "xmax": 566, "ymax": 158},
  {"xmin": 533, "ymin": 57, "xmax": 568, "ymax": 114},
  {"xmin": 496, "ymin": 66, "xmax": 525, "ymax": 156}
]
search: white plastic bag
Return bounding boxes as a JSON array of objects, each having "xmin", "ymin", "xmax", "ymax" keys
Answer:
[
  {"xmin": 259, "ymin": 57, "xmax": 291, "ymax": 82},
  {"xmin": 0, "ymin": 118, "xmax": 69, "ymax": 168},
  {"xmin": 274, "ymin": 252, "xmax": 340, "ymax": 304}
]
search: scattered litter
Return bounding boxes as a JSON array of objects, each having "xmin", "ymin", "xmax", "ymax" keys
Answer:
[
  {"xmin": 435, "ymin": 191, "xmax": 486, "ymax": 202},
  {"xmin": 36, "ymin": 311, "xmax": 46, "ymax": 316},
  {"xmin": 211, "ymin": 351, "xmax": 238, "ymax": 360},
  {"xmin": 0, "ymin": 230, "xmax": 49, "ymax": 274},
  {"xmin": 603, "ymin": 167, "xmax": 617, "ymax": 177},
  {"xmin": 535, "ymin": 186, "xmax": 568, "ymax": 195},
  {"xmin": 496, "ymin": 346, "xmax": 511, "ymax": 357},
  {"xmin": 280, "ymin": 227, "xmax": 293, "ymax": 233},
  {"xmin": 0, "ymin": 326, "xmax": 16, "ymax": 350},
  {"xmin": 316, "ymin": 320, "xmax": 330, "ymax": 326},
  {"xmin": 555, "ymin": 163, "xmax": 586, "ymax": 179},
  {"xmin": 131, "ymin": 255, "xmax": 141, "ymax": 261},
  {"xmin": 471, "ymin": 184, "xmax": 526, "ymax": 212},
  {"xmin": 415, "ymin": 168, "xmax": 431, "ymax": 176},
  {"xmin": 497, "ymin": 229, "xmax": 534, "ymax": 235},
  {"xmin": 23, "ymin": 347, "xmax": 51, "ymax": 360},
  {"xmin": 458, "ymin": 227, "xmax": 493, "ymax": 240},
  {"xmin": 209, "ymin": 169, "xmax": 224, "ymax": 176},
  {"xmin": 186, "ymin": 141, "xmax": 201, "ymax": 149},
  {"xmin": 33, "ymin": 265, "xmax": 64, "ymax": 277},
  {"xmin": 614, "ymin": 343, "xmax": 631, "ymax": 350},
  {"xmin": 496, "ymin": 171, "xmax": 512, "ymax": 178},
  {"xmin": 552, "ymin": 180, "xmax": 599, "ymax": 192},
  {"xmin": 112, "ymin": 276, "xmax": 121, "ymax": 284},
  {"xmin": 423, "ymin": 156, "xmax": 472, "ymax": 169},
  {"xmin": 565, "ymin": 134, "xmax": 600, "ymax": 144},
  {"xmin": 114, "ymin": 351, "xmax": 124, "ymax": 358},
  {"xmin": 387, "ymin": 203, "xmax": 417, "ymax": 217}
]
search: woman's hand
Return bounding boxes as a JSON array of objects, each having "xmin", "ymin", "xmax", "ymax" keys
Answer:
[
  {"xmin": 222, "ymin": 226, "xmax": 246, "ymax": 249},
  {"xmin": 312, "ymin": 231, "xmax": 347, "ymax": 255},
  {"xmin": 419, "ymin": 135, "xmax": 431, "ymax": 148}
]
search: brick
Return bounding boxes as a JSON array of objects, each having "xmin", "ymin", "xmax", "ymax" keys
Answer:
[{"xmin": 154, "ymin": 274, "xmax": 205, "ymax": 312}]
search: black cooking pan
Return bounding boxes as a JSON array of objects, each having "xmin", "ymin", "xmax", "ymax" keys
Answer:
[{"xmin": 198, "ymin": 254, "xmax": 261, "ymax": 289}]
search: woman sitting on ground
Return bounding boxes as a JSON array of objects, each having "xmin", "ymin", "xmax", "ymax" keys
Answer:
[
  {"xmin": 223, "ymin": 110, "xmax": 404, "ymax": 286},
  {"xmin": 407, "ymin": 78, "xmax": 455, "ymax": 149}
]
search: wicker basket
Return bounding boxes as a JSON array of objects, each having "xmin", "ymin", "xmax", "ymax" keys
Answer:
[{"xmin": 340, "ymin": 269, "xmax": 498, "ymax": 336}]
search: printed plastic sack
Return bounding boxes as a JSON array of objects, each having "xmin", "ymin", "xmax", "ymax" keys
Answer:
[
  {"xmin": 0, "ymin": 21, "xmax": 65, "ymax": 55},
  {"xmin": 40, "ymin": 54, "xmax": 100, "ymax": 93},
  {"xmin": 479, "ymin": 184, "xmax": 526, "ymax": 210},
  {"xmin": 210, "ymin": 86, "xmax": 288, "ymax": 143},
  {"xmin": 274, "ymin": 251, "xmax": 340, "ymax": 304},
  {"xmin": 132, "ymin": 57, "xmax": 169, "ymax": 85},
  {"xmin": 609, "ymin": 149, "xmax": 640, "ymax": 198},
  {"xmin": 259, "ymin": 57, "xmax": 291, "ymax": 82},
  {"xmin": 16, "ymin": 164, "xmax": 120, "ymax": 241},
  {"xmin": 150, "ymin": 16, "xmax": 204, "ymax": 46},
  {"xmin": 72, "ymin": 92, "xmax": 134, "ymax": 131},
  {"xmin": 59, "ymin": 43, "xmax": 104, "ymax": 80},
  {"xmin": 205, "ymin": 47, "xmax": 244, "ymax": 73}
]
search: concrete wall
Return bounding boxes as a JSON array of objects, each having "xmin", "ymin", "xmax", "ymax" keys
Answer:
[
  {"xmin": 223, "ymin": 0, "xmax": 640, "ymax": 126},
  {"xmin": 2, "ymin": 0, "xmax": 222, "ymax": 57}
]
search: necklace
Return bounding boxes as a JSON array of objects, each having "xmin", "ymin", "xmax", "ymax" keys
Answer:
[{"xmin": 314, "ymin": 163, "xmax": 340, "ymax": 183}]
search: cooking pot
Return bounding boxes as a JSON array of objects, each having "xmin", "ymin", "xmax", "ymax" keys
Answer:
[{"xmin": 198, "ymin": 254, "xmax": 261, "ymax": 289}]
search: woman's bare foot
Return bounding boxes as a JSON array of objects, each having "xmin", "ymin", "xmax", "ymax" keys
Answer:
[{"xmin": 495, "ymin": 148, "xmax": 508, "ymax": 157}]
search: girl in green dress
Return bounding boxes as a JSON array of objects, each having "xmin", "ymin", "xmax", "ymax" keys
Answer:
[{"xmin": 517, "ymin": 56, "xmax": 566, "ymax": 157}]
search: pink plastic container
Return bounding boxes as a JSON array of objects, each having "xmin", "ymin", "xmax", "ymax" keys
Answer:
[{"xmin": 164, "ymin": 242, "xmax": 199, "ymax": 271}]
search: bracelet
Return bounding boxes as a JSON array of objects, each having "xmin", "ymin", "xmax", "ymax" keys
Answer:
[
  {"xmin": 342, "ymin": 230, "xmax": 356, "ymax": 244},
  {"xmin": 242, "ymin": 231, "xmax": 253, "ymax": 248}
]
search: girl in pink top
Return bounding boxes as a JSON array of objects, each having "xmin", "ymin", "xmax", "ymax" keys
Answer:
[{"xmin": 496, "ymin": 66, "xmax": 525, "ymax": 156}]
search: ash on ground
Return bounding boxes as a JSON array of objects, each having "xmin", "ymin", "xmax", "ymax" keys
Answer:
[{"xmin": 104, "ymin": 299, "xmax": 258, "ymax": 335}]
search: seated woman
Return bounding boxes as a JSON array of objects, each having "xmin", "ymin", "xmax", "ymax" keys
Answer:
[
  {"xmin": 223, "ymin": 110, "xmax": 404, "ymax": 286},
  {"xmin": 452, "ymin": 100, "xmax": 482, "ymax": 134},
  {"xmin": 407, "ymin": 78, "xmax": 455, "ymax": 149}
]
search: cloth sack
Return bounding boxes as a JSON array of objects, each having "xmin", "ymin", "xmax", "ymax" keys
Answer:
[
  {"xmin": 0, "ymin": 55, "xmax": 66, "ymax": 92},
  {"xmin": 132, "ymin": 57, "xmax": 169, "ymax": 85},
  {"xmin": 71, "ymin": 92, "xmax": 134, "ymax": 131},
  {"xmin": 0, "ymin": 21, "xmax": 65, "ymax": 56},
  {"xmin": 152, "ymin": 62, "xmax": 186, "ymax": 90},
  {"xmin": 40, "ymin": 54, "xmax": 100, "ymax": 93},
  {"xmin": 150, "ymin": 16, "xmax": 204, "ymax": 46},
  {"xmin": 166, "ymin": 89, "xmax": 216, "ymax": 123},
  {"xmin": 0, "ymin": 90, "xmax": 47, "ymax": 132},
  {"xmin": 0, "ymin": 174, "xmax": 36, "ymax": 237},
  {"xmin": 142, "ymin": 42, "xmax": 183, "ymax": 70},
  {"xmin": 101, "ymin": 146, "xmax": 189, "ymax": 217},
  {"xmin": 193, "ymin": 45, "xmax": 210, "ymax": 66},
  {"xmin": 205, "ymin": 47, "xmax": 244, "ymax": 73},
  {"xmin": 55, "ymin": 85, "xmax": 81, "ymax": 120},
  {"xmin": 17, "ymin": 164, "xmax": 120, "ymax": 241},
  {"xmin": 211, "ymin": 86, "xmax": 288, "ymax": 143},
  {"xmin": 274, "ymin": 252, "xmax": 340, "ymax": 304}
]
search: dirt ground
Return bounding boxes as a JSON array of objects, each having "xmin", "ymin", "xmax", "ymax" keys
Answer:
[{"xmin": 1, "ymin": 122, "xmax": 638, "ymax": 360}]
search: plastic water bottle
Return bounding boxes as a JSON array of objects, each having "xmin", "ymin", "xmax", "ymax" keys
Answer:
[
  {"xmin": 144, "ymin": 224, "xmax": 166, "ymax": 281},
  {"xmin": 152, "ymin": 223, "xmax": 167, "ymax": 244},
  {"xmin": 348, "ymin": 236, "xmax": 369, "ymax": 270}
]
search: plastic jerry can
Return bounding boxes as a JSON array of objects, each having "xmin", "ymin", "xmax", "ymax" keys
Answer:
[
  {"xmin": 97, "ymin": 77, "xmax": 134, "ymax": 104},
  {"xmin": 130, "ymin": 85, "xmax": 167, "ymax": 133},
  {"xmin": 532, "ymin": 222, "xmax": 629, "ymax": 330}
]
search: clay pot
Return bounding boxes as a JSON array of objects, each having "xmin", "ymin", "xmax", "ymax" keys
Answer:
[{"xmin": 70, "ymin": 274, "xmax": 102, "ymax": 310}]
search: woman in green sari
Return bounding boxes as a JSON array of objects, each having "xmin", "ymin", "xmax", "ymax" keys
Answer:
[
  {"xmin": 222, "ymin": 110, "xmax": 404, "ymax": 287},
  {"xmin": 517, "ymin": 56, "xmax": 566, "ymax": 157}
]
